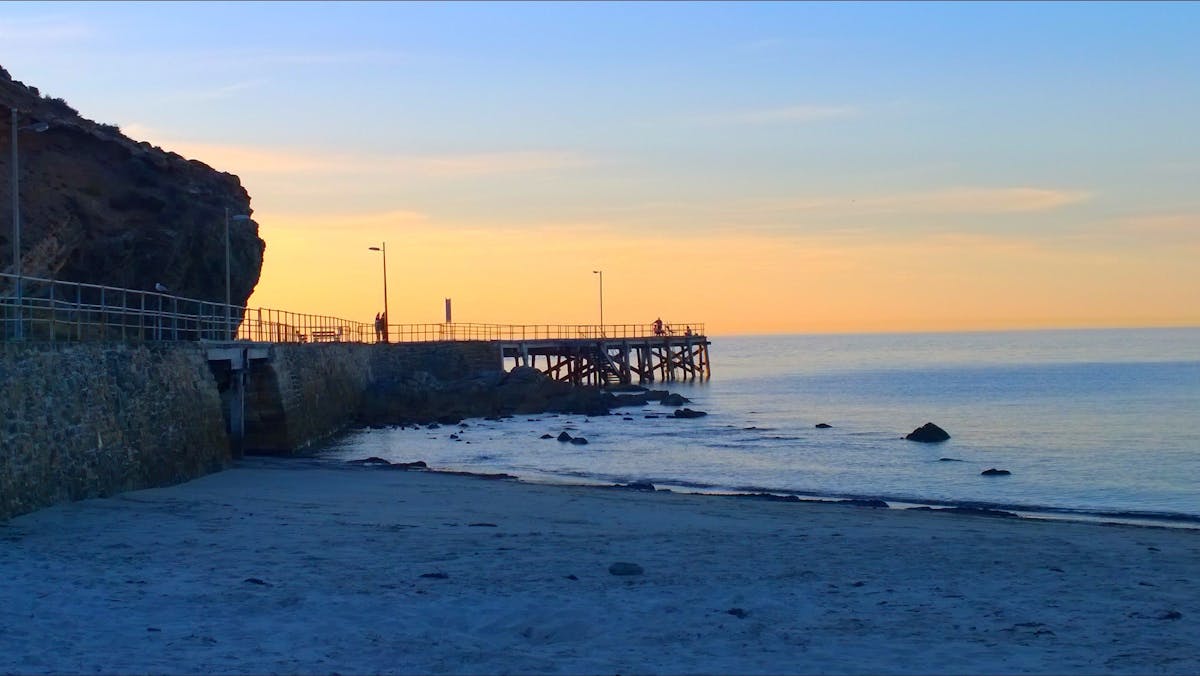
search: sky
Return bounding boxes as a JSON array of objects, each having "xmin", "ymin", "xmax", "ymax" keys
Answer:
[{"xmin": 1, "ymin": 1, "xmax": 1197, "ymax": 335}]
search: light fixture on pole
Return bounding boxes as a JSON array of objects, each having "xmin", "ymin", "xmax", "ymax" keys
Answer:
[
  {"xmin": 225, "ymin": 209, "xmax": 252, "ymax": 341},
  {"xmin": 592, "ymin": 269, "xmax": 603, "ymax": 336},
  {"xmin": 9, "ymin": 107, "xmax": 49, "ymax": 341},
  {"xmin": 369, "ymin": 243, "xmax": 388, "ymax": 343}
]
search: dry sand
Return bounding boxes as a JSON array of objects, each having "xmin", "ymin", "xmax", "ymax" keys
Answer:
[{"xmin": 1, "ymin": 456, "xmax": 1197, "ymax": 675}]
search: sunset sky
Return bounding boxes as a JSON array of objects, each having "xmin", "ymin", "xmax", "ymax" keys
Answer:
[{"xmin": 2, "ymin": 1, "xmax": 1197, "ymax": 334}]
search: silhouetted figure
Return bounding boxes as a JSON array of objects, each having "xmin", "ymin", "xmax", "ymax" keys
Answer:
[
  {"xmin": 653, "ymin": 317, "xmax": 664, "ymax": 336},
  {"xmin": 685, "ymin": 326, "xmax": 693, "ymax": 337},
  {"xmin": 374, "ymin": 312, "xmax": 383, "ymax": 342}
]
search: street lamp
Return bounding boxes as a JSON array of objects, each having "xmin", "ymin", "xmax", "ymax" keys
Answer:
[
  {"xmin": 369, "ymin": 243, "xmax": 388, "ymax": 343},
  {"xmin": 9, "ymin": 107, "xmax": 49, "ymax": 340},
  {"xmin": 225, "ymin": 208, "xmax": 251, "ymax": 341},
  {"xmin": 592, "ymin": 269, "xmax": 603, "ymax": 336}
]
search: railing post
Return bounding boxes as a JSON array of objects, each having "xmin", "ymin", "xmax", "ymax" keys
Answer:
[{"xmin": 49, "ymin": 282, "xmax": 56, "ymax": 343}]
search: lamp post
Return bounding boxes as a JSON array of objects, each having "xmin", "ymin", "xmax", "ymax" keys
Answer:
[
  {"xmin": 225, "ymin": 209, "xmax": 251, "ymax": 341},
  {"xmin": 369, "ymin": 243, "xmax": 388, "ymax": 343},
  {"xmin": 592, "ymin": 269, "xmax": 603, "ymax": 336},
  {"xmin": 9, "ymin": 108, "xmax": 49, "ymax": 340}
]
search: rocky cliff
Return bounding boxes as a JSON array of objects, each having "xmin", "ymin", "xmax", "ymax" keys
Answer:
[{"xmin": 0, "ymin": 66, "xmax": 264, "ymax": 305}]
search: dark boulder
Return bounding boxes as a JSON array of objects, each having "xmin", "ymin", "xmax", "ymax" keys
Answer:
[
  {"xmin": 608, "ymin": 562, "xmax": 644, "ymax": 576},
  {"xmin": 644, "ymin": 390, "xmax": 669, "ymax": 401},
  {"xmin": 612, "ymin": 394, "xmax": 649, "ymax": 407},
  {"xmin": 503, "ymin": 366, "xmax": 546, "ymax": 384},
  {"xmin": 838, "ymin": 498, "xmax": 889, "ymax": 508},
  {"xmin": 388, "ymin": 461, "xmax": 428, "ymax": 470},
  {"xmin": 621, "ymin": 480, "xmax": 656, "ymax": 491},
  {"xmin": 981, "ymin": 468, "xmax": 1012, "ymax": 476},
  {"xmin": 673, "ymin": 408, "xmax": 707, "ymax": 419},
  {"xmin": 539, "ymin": 433, "xmax": 554, "ymax": 439},
  {"xmin": 905, "ymin": 422, "xmax": 950, "ymax": 443},
  {"xmin": 661, "ymin": 393, "xmax": 691, "ymax": 406},
  {"xmin": 557, "ymin": 431, "xmax": 573, "ymax": 442},
  {"xmin": 569, "ymin": 437, "xmax": 589, "ymax": 445},
  {"xmin": 815, "ymin": 423, "xmax": 832, "ymax": 429}
]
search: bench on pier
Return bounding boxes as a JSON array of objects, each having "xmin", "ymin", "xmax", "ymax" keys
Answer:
[{"xmin": 309, "ymin": 327, "xmax": 343, "ymax": 342}]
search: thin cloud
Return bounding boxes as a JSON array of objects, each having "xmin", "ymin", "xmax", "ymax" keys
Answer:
[
  {"xmin": 119, "ymin": 131, "xmax": 589, "ymax": 179},
  {"xmin": 264, "ymin": 209, "xmax": 429, "ymax": 231},
  {"xmin": 759, "ymin": 187, "xmax": 1090, "ymax": 216},
  {"xmin": 1119, "ymin": 213, "xmax": 1198, "ymax": 234}
]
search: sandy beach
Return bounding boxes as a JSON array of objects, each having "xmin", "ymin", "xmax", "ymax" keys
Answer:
[{"xmin": 1, "ymin": 457, "xmax": 1197, "ymax": 675}]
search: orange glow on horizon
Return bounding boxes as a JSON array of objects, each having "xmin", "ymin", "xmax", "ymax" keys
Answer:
[{"xmin": 244, "ymin": 212, "xmax": 1200, "ymax": 336}]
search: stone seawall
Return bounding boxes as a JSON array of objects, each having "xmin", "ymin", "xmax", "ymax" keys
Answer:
[
  {"xmin": 243, "ymin": 341, "xmax": 500, "ymax": 453},
  {"xmin": 0, "ymin": 340, "xmax": 505, "ymax": 519},
  {"xmin": 244, "ymin": 344, "xmax": 373, "ymax": 454},
  {"xmin": 0, "ymin": 343, "xmax": 229, "ymax": 521}
]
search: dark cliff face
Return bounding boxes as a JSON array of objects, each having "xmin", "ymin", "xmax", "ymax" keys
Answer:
[{"xmin": 0, "ymin": 66, "xmax": 264, "ymax": 306}]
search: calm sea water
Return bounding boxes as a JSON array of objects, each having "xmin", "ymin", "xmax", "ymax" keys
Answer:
[{"xmin": 320, "ymin": 328, "xmax": 1200, "ymax": 525}]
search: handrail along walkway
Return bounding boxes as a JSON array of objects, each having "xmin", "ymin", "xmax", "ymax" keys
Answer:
[{"xmin": 1, "ymin": 272, "xmax": 705, "ymax": 344}]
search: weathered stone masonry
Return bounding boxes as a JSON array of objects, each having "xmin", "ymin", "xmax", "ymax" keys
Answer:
[
  {"xmin": 1, "ymin": 340, "xmax": 503, "ymax": 520},
  {"xmin": 0, "ymin": 343, "xmax": 228, "ymax": 520}
]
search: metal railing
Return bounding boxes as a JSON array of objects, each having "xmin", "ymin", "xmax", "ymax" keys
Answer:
[{"xmin": 1, "ymin": 272, "xmax": 704, "ymax": 345}]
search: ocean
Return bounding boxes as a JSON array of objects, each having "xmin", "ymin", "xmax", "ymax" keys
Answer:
[{"xmin": 320, "ymin": 327, "xmax": 1200, "ymax": 526}]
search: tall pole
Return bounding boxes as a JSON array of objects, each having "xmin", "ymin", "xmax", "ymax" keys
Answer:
[
  {"xmin": 381, "ymin": 242, "xmax": 389, "ymax": 343},
  {"xmin": 224, "ymin": 207, "xmax": 231, "ymax": 340},
  {"xmin": 11, "ymin": 108, "xmax": 22, "ymax": 340},
  {"xmin": 593, "ymin": 269, "xmax": 603, "ymax": 335},
  {"xmin": 370, "ymin": 243, "xmax": 389, "ymax": 343}
]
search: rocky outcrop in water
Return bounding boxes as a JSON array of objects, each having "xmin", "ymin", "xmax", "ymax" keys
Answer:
[
  {"xmin": 905, "ymin": 422, "xmax": 951, "ymax": 443},
  {"xmin": 359, "ymin": 365, "xmax": 615, "ymax": 425},
  {"xmin": 0, "ymin": 66, "xmax": 263, "ymax": 305}
]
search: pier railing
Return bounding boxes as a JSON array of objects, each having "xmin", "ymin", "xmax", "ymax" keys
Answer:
[{"xmin": 1, "ymin": 272, "xmax": 704, "ymax": 345}]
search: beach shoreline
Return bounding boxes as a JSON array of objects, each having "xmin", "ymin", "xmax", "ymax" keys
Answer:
[{"xmin": 3, "ymin": 456, "xmax": 1197, "ymax": 674}]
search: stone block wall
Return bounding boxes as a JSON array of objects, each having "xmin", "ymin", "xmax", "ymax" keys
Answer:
[
  {"xmin": 0, "ymin": 343, "xmax": 229, "ymax": 520},
  {"xmin": 243, "ymin": 344, "xmax": 373, "ymax": 454},
  {"xmin": 0, "ymin": 339, "xmax": 505, "ymax": 519},
  {"xmin": 368, "ymin": 341, "xmax": 500, "ymax": 382}
]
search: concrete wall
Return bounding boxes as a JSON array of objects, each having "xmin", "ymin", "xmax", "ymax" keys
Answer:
[{"xmin": 0, "ymin": 342, "xmax": 229, "ymax": 520}]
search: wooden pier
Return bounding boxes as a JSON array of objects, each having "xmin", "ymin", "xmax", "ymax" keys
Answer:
[{"xmin": 500, "ymin": 333, "xmax": 711, "ymax": 386}]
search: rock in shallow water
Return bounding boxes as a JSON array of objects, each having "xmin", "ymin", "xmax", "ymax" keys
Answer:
[
  {"xmin": 981, "ymin": 468, "xmax": 1012, "ymax": 476},
  {"xmin": 608, "ymin": 562, "xmax": 644, "ymax": 576},
  {"xmin": 905, "ymin": 422, "xmax": 951, "ymax": 443}
]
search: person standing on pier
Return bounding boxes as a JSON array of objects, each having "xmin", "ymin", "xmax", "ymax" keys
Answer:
[
  {"xmin": 374, "ymin": 313, "xmax": 383, "ymax": 342},
  {"xmin": 653, "ymin": 318, "xmax": 664, "ymax": 336}
]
